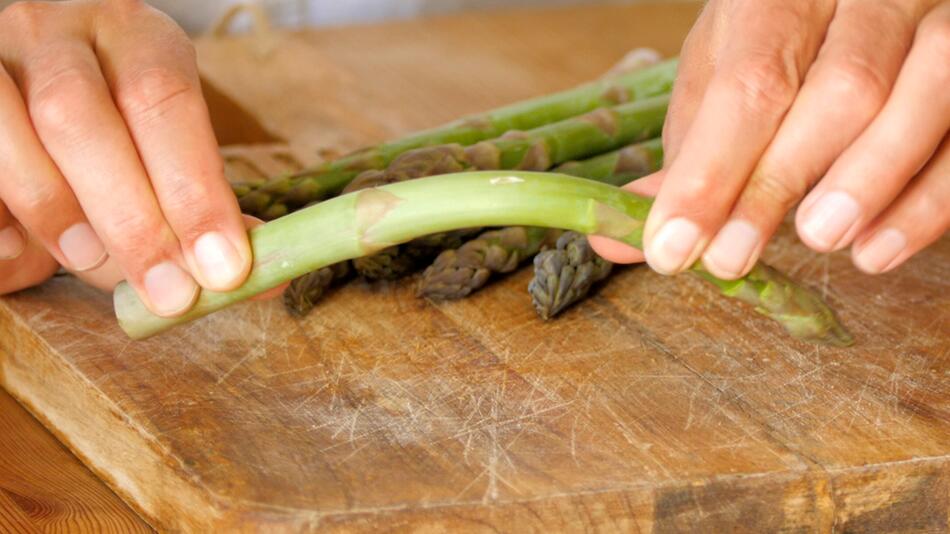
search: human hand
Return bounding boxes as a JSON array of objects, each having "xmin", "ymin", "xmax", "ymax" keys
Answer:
[
  {"xmin": 592, "ymin": 0, "xmax": 949, "ymax": 277},
  {"xmin": 0, "ymin": 0, "xmax": 253, "ymax": 316}
]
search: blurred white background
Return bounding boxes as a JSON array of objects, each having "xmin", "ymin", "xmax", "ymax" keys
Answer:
[{"xmin": 0, "ymin": 0, "xmax": 682, "ymax": 33}]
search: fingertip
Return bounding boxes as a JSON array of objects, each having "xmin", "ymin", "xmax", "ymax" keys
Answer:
[
  {"xmin": 140, "ymin": 261, "xmax": 200, "ymax": 318},
  {"xmin": 851, "ymin": 228, "xmax": 907, "ymax": 275},
  {"xmin": 588, "ymin": 235, "xmax": 645, "ymax": 264},
  {"xmin": 700, "ymin": 219, "xmax": 762, "ymax": 280},
  {"xmin": 190, "ymin": 229, "xmax": 253, "ymax": 292},
  {"xmin": 0, "ymin": 224, "xmax": 27, "ymax": 260},
  {"xmin": 622, "ymin": 169, "xmax": 665, "ymax": 197}
]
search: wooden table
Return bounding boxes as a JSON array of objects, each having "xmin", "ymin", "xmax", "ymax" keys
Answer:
[{"xmin": 2, "ymin": 3, "xmax": 948, "ymax": 532}]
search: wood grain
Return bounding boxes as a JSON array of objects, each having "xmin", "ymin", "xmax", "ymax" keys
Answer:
[
  {"xmin": 0, "ymin": 389, "xmax": 151, "ymax": 533},
  {"xmin": 1, "ymin": 3, "xmax": 948, "ymax": 532}
]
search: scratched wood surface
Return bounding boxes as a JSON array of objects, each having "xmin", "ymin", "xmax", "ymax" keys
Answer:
[{"xmin": 1, "ymin": 3, "xmax": 949, "ymax": 532}]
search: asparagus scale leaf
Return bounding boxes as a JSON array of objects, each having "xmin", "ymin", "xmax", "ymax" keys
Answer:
[
  {"xmin": 526, "ymin": 138, "xmax": 665, "ymax": 318},
  {"xmin": 234, "ymin": 59, "xmax": 679, "ymax": 219},
  {"xmin": 284, "ymin": 261, "xmax": 351, "ymax": 317},
  {"xmin": 418, "ymin": 226, "xmax": 563, "ymax": 300},
  {"xmin": 529, "ymin": 231, "xmax": 614, "ymax": 319}
]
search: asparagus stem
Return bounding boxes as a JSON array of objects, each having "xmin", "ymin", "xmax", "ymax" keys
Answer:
[
  {"xmin": 554, "ymin": 137, "xmax": 663, "ymax": 185},
  {"xmin": 418, "ymin": 227, "xmax": 563, "ymax": 300},
  {"xmin": 116, "ymin": 171, "xmax": 654, "ymax": 339},
  {"xmin": 116, "ymin": 171, "xmax": 852, "ymax": 347},
  {"xmin": 233, "ymin": 60, "xmax": 679, "ymax": 219},
  {"xmin": 529, "ymin": 231, "xmax": 614, "ymax": 319}
]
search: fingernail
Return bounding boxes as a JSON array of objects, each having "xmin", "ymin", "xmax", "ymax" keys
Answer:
[
  {"xmin": 853, "ymin": 229, "xmax": 906, "ymax": 274},
  {"xmin": 59, "ymin": 222, "xmax": 107, "ymax": 271},
  {"xmin": 646, "ymin": 217, "xmax": 702, "ymax": 274},
  {"xmin": 193, "ymin": 232, "xmax": 246, "ymax": 290},
  {"xmin": 703, "ymin": 220, "xmax": 760, "ymax": 278},
  {"xmin": 143, "ymin": 261, "xmax": 199, "ymax": 316},
  {"xmin": 0, "ymin": 226, "xmax": 26, "ymax": 260},
  {"xmin": 799, "ymin": 191, "xmax": 860, "ymax": 250}
]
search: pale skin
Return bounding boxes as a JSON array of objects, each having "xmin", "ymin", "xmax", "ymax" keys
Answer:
[
  {"xmin": 1, "ymin": 0, "xmax": 948, "ymax": 317},
  {"xmin": 592, "ymin": 0, "xmax": 950, "ymax": 279}
]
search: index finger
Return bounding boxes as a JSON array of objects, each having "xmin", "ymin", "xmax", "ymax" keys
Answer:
[
  {"xmin": 96, "ymin": 3, "xmax": 252, "ymax": 292},
  {"xmin": 642, "ymin": 0, "xmax": 834, "ymax": 275}
]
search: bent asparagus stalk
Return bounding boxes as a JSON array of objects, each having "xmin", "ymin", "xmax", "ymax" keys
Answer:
[
  {"xmin": 529, "ymin": 231, "xmax": 615, "ymax": 319},
  {"xmin": 234, "ymin": 59, "xmax": 679, "ymax": 219},
  {"xmin": 418, "ymin": 226, "xmax": 563, "ymax": 300},
  {"xmin": 115, "ymin": 171, "xmax": 852, "ymax": 346}
]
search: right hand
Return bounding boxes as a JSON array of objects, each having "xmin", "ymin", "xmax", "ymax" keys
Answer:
[{"xmin": 0, "ymin": 0, "xmax": 253, "ymax": 317}]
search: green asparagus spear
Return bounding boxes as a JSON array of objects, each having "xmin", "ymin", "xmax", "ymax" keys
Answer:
[
  {"xmin": 115, "ymin": 171, "xmax": 851, "ymax": 346},
  {"xmin": 282, "ymin": 145, "xmax": 473, "ymax": 315},
  {"xmin": 554, "ymin": 137, "xmax": 663, "ymax": 185},
  {"xmin": 234, "ymin": 60, "xmax": 679, "ymax": 219},
  {"xmin": 695, "ymin": 265, "xmax": 854, "ymax": 347},
  {"xmin": 418, "ymin": 227, "xmax": 563, "ymax": 300},
  {"xmin": 529, "ymin": 231, "xmax": 614, "ymax": 319}
]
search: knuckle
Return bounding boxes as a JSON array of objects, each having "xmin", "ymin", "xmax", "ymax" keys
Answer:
[
  {"xmin": 0, "ymin": 2, "xmax": 45, "ymax": 29},
  {"xmin": 919, "ymin": 15, "xmax": 950, "ymax": 66},
  {"xmin": 15, "ymin": 183, "xmax": 58, "ymax": 214},
  {"xmin": 729, "ymin": 55, "xmax": 798, "ymax": 114},
  {"xmin": 103, "ymin": 211, "xmax": 171, "ymax": 259},
  {"xmin": 115, "ymin": 66, "xmax": 195, "ymax": 122},
  {"xmin": 159, "ymin": 184, "xmax": 228, "ymax": 239},
  {"xmin": 822, "ymin": 54, "xmax": 891, "ymax": 109},
  {"xmin": 29, "ymin": 67, "xmax": 100, "ymax": 134},
  {"xmin": 744, "ymin": 169, "xmax": 806, "ymax": 211}
]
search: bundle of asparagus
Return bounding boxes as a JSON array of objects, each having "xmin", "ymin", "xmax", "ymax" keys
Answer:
[
  {"xmin": 284, "ymin": 93, "xmax": 670, "ymax": 315},
  {"xmin": 234, "ymin": 59, "xmax": 679, "ymax": 220}
]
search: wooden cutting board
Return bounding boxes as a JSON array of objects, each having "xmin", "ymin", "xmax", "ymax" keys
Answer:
[{"xmin": 2, "ymin": 4, "xmax": 948, "ymax": 532}]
